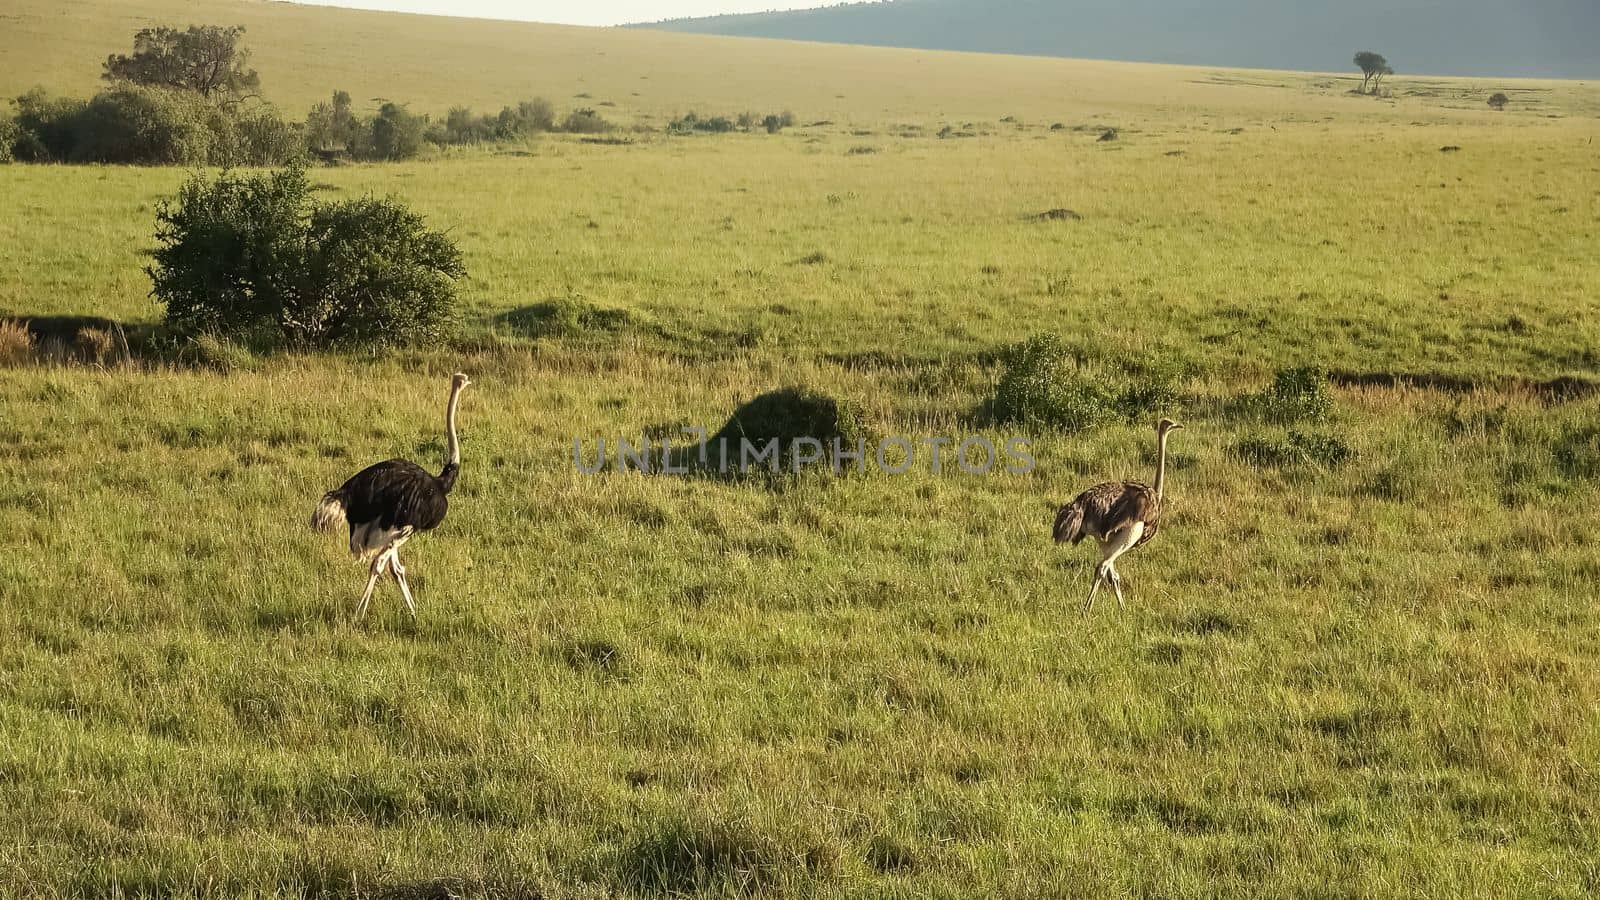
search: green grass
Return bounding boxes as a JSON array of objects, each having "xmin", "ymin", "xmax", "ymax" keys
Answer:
[{"xmin": 4, "ymin": 0, "xmax": 1600, "ymax": 897}]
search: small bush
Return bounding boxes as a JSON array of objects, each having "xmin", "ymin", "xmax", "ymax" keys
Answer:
[
  {"xmin": 304, "ymin": 90, "xmax": 363, "ymax": 155},
  {"xmin": 512, "ymin": 98, "xmax": 557, "ymax": 133},
  {"xmin": 1117, "ymin": 357, "xmax": 1188, "ymax": 420},
  {"xmin": 498, "ymin": 297, "xmax": 637, "ymax": 340},
  {"xmin": 1233, "ymin": 429, "xmax": 1353, "ymax": 470},
  {"xmin": 670, "ymin": 110, "xmax": 793, "ymax": 135},
  {"xmin": 1487, "ymin": 92, "xmax": 1509, "ymax": 111},
  {"xmin": 1251, "ymin": 366, "xmax": 1333, "ymax": 424},
  {"xmin": 1552, "ymin": 425, "xmax": 1600, "ymax": 481},
  {"xmin": 708, "ymin": 387, "xmax": 872, "ymax": 472},
  {"xmin": 561, "ymin": 108, "xmax": 613, "ymax": 134},
  {"xmin": 990, "ymin": 334, "xmax": 1185, "ymax": 432},
  {"xmin": 364, "ymin": 102, "xmax": 427, "ymax": 161},
  {"xmin": 179, "ymin": 333, "xmax": 257, "ymax": 372},
  {"xmin": 228, "ymin": 108, "xmax": 304, "ymax": 165},
  {"xmin": 150, "ymin": 165, "xmax": 463, "ymax": 349}
]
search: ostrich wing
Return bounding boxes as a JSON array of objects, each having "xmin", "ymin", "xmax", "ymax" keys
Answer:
[
  {"xmin": 339, "ymin": 460, "xmax": 450, "ymax": 532},
  {"xmin": 1057, "ymin": 480, "xmax": 1159, "ymax": 544}
]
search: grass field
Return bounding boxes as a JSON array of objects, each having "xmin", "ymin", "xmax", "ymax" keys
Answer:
[{"xmin": 4, "ymin": 0, "xmax": 1600, "ymax": 897}]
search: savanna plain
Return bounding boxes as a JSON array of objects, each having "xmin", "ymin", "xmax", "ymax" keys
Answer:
[{"xmin": 2, "ymin": 0, "xmax": 1600, "ymax": 896}]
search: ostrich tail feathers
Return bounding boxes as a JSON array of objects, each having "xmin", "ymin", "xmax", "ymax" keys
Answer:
[
  {"xmin": 310, "ymin": 492, "xmax": 348, "ymax": 533},
  {"xmin": 1053, "ymin": 504, "xmax": 1084, "ymax": 544}
]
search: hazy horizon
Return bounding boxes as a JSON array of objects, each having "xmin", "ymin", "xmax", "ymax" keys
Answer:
[{"xmin": 287, "ymin": 0, "xmax": 836, "ymax": 27}]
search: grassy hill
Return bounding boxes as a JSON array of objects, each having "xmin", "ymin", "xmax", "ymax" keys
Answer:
[
  {"xmin": 3, "ymin": 0, "xmax": 1596, "ymax": 122},
  {"xmin": 639, "ymin": 0, "xmax": 1600, "ymax": 79},
  {"xmin": 3, "ymin": 1, "xmax": 1600, "ymax": 898}
]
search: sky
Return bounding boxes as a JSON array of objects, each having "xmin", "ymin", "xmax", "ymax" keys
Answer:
[{"xmin": 289, "ymin": 1, "xmax": 835, "ymax": 27}]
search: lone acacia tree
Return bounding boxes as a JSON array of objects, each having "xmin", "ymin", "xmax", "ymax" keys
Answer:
[
  {"xmin": 1488, "ymin": 92, "xmax": 1509, "ymax": 110},
  {"xmin": 103, "ymin": 25, "xmax": 260, "ymax": 103},
  {"xmin": 1354, "ymin": 51, "xmax": 1389, "ymax": 94}
]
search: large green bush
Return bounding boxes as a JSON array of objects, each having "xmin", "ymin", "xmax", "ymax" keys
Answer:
[
  {"xmin": 225, "ymin": 107, "xmax": 304, "ymax": 166},
  {"xmin": 69, "ymin": 85, "xmax": 217, "ymax": 164},
  {"xmin": 12, "ymin": 88, "xmax": 86, "ymax": 160},
  {"xmin": 9, "ymin": 86, "xmax": 298, "ymax": 165},
  {"xmin": 365, "ymin": 102, "xmax": 427, "ymax": 161},
  {"xmin": 150, "ymin": 165, "xmax": 463, "ymax": 349}
]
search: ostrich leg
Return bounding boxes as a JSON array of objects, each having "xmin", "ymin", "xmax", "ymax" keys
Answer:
[
  {"xmin": 391, "ymin": 555, "xmax": 418, "ymax": 621},
  {"xmin": 1085, "ymin": 540, "xmax": 1111, "ymax": 611},
  {"xmin": 1082, "ymin": 526, "xmax": 1141, "ymax": 613},
  {"xmin": 356, "ymin": 547, "xmax": 395, "ymax": 620}
]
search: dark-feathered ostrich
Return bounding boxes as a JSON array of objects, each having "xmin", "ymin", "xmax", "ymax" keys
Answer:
[
  {"xmin": 1053, "ymin": 418, "xmax": 1182, "ymax": 611},
  {"xmin": 311, "ymin": 372, "xmax": 472, "ymax": 620}
]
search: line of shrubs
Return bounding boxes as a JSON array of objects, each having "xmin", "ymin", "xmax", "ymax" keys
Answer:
[
  {"xmin": 0, "ymin": 87, "xmax": 619, "ymax": 166},
  {"xmin": 667, "ymin": 110, "xmax": 796, "ymax": 135}
]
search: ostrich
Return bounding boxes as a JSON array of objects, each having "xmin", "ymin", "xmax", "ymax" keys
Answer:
[
  {"xmin": 311, "ymin": 372, "xmax": 472, "ymax": 620},
  {"xmin": 1053, "ymin": 418, "xmax": 1182, "ymax": 611}
]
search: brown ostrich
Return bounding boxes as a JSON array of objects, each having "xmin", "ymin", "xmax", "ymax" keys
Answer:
[{"xmin": 1053, "ymin": 418, "xmax": 1183, "ymax": 611}]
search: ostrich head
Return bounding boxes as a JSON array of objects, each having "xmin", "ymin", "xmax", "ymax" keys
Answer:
[
  {"xmin": 452, "ymin": 372, "xmax": 472, "ymax": 391},
  {"xmin": 1157, "ymin": 417, "xmax": 1183, "ymax": 435}
]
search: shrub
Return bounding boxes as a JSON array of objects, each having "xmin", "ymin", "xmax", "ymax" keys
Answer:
[
  {"xmin": 431, "ymin": 98, "xmax": 557, "ymax": 146},
  {"xmin": 1552, "ymin": 425, "xmax": 1600, "ymax": 481},
  {"xmin": 365, "ymin": 102, "xmax": 427, "ymax": 161},
  {"xmin": 12, "ymin": 88, "xmax": 87, "ymax": 160},
  {"xmin": 294, "ymin": 197, "xmax": 462, "ymax": 345},
  {"xmin": 229, "ymin": 107, "xmax": 303, "ymax": 165},
  {"xmin": 512, "ymin": 98, "xmax": 556, "ymax": 133},
  {"xmin": 0, "ymin": 117, "xmax": 15, "ymax": 163},
  {"xmin": 498, "ymin": 296, "xmax": 638, "ymax": 339},
  {"xmin": 1487, "ymin": 92, "xmax": 1509, "ymax": 111},
  {"xmin": 1233, "ymin": 429, "xmax": 1353, "ymax": 470},
  {"xmin": 8, "ymin": 85, "xmax": 297, "ymax": 165},
  {"xmin": 1252, "ymin": 366, "xmax": 1333, "ymax": 424},
  {"xmin": 439, "ymin": 106, "xmax": 492, "ymax": 144},
  {"xmin": 990, "ymin": 334, "xmax": 1190, "ymax": 432},
  {"xmin": 304, "ymin": 90, "xmax": 362, "ymax": 154},
  {"xmin": 561, "ymin": 107, "xmax": 612, "ymax": 134},
  {"xmin": 671, "ymin": 110, "xmax": 792, "ymax": 135},
  {"xmin": 707, "ymin": 387, "xmax": 872, "ymax": 472},
  {"xmin": 149, "ymin": 165, "xmax": 463, "ymax": 349},
  {"xmin": 68, "ymin": 85, "xmax": 217, "ymax": 164},
  {"xmin": 991, "ymin": 334, "xmax": 1113, "ymax": 432}
]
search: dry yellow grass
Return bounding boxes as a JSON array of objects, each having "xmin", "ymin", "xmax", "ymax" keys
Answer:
[{"xmin": 0, "ymin": 319, "xmax": 34, "ymax": 365}]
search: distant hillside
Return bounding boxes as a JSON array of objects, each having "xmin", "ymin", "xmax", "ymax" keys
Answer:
[{"xmin": 636, "ymin": 0, "xmax": 1599, "ymax": 79}]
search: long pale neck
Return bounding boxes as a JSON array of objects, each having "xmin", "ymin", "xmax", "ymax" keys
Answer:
[
  {"xmin": 444, "ymin": 385, "xmax": 463, "ymax": 467},
  {"xmin": 1153, "ymin": 430, "xmax": 1170, "ymax": 501}
]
